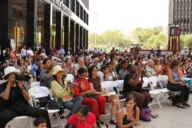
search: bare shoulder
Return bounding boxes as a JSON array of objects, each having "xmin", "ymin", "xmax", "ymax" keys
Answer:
[
  {"xmin": 117, "ymin": 108, "xmax": 124, "ymax": 114},
  {"xmin": 136, "ymin": 107, "xmax": 140, "ymax": 112}
]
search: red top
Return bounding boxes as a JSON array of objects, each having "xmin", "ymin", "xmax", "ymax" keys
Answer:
[
  {"xmin": 67, "ymin": 112, "xmax": 96, "ymax": 128},
  {"xmin": 73, "ymin": 78, "xmax": 91, "ymax": 97}
]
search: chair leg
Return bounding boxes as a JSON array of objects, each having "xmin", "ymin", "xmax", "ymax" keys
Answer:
[
  {"xmin": 56, "ymin": 113, "xmax": 63, "ymax": 128},
  {"xmin": 155, "ymin": 95, "xmax": 162, "ymax": 108}
]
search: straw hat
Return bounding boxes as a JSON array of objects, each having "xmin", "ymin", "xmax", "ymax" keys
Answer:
[
  {"xmin": 52, "ymin": 65, "xmax": 65, "ymax": 75},
  {"xmin": 3, "ymin": 66, "xmax": 20, "ymax": 78}
]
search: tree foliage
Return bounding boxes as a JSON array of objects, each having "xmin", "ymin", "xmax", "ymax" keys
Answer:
[
  {"xmin": 180, "ymin": 34, "xmax": 192, "ymax": 48},
  {"xmin": 88, "ymin": 26, "xmax": 167, "ymax": 50}
]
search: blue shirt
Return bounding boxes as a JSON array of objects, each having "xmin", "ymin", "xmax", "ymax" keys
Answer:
[{"xmin": 31, "ymin": 64, "xmax": 38, "ymax": 75}]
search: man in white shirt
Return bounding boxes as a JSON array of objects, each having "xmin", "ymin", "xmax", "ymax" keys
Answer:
[
  {"xmin": 89, "ymin": 57, "xmax": 101, "ymax": 70},
  {"xmin": 21, "ymin": 45, "xmax": 27, "ymax": 57},
  {"xmin": 146, "ymin": 59, "xmax": 161, "ymax": 77},
  {"xmin": 27, "ymin": 47, "xmax": 34, "ymax": 56}
]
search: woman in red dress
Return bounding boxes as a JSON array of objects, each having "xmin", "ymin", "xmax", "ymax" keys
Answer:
[{"xmin": 73, "ymin": 68, "xmax": 106, "ymax": 118}]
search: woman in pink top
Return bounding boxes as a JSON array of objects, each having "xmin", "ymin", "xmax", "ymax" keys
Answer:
[{"xmin": 67, "ymin": 105, "xmax": 97, "ymax": 128}]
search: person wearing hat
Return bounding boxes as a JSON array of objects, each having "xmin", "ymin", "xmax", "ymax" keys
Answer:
[
  {"xmin": 51, "ymin": 65, "xmax": 83, "ymax": 119},
  {"xmin": 0, "ymin": 66, "xmax": 51, "ymax": 128}
]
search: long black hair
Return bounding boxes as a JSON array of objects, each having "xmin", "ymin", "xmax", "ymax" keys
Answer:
[
  {"xmin": 125, "ymin": 94, "xmax": 137, "ymax": 118},
  {"xmin": 76, "ymin": 67, "xmax": 87, "ymax": 78},
  {"xmin": 88, "ymin": 65, "xmax": 98, "ymax": 78}
]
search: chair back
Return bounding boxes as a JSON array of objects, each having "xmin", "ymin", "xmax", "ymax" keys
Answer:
[
  {"xmin": 66, "ymin": 74, "xmax": 74, "ymax": 80},
  {"xmin": 31, "ymin": 82, "xmax": 40, "ymax": 88},
  {"xmin": 101, "ymin": 81, "xmax": 116, "ymax": 92},
  {"xmin": 149, "ymin": 76, "xmax": 159, "ymax": 90},
  {"xmin": 33, "ymin": 86, "xmax": 50, "ymax": 98},
  {"xmin": 115, "ymin": 80, "xmax": 124, "ymax": 92},
  {"xmin": 141, "ymin": 77, "xmax": 150, "ymax": 88}
]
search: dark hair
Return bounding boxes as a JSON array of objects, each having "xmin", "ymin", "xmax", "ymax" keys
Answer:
[
  {"xmin": 106, "ymin": 63, "xmax": 111, "ymax": 68},
  {"xmin": 75, "ymin": 105, "xmax": 89, "ymax": 117},
  {"xmin": 76, "ymin": 68, "xmax": 87, "ymax": 78},
  {"xmin": 101, "ymin": 66, "xmax": 107, "ymax": 72},
  {"xmin": 65, "ymin": 124, "xmax": 75, "ymax": 128},
  {"xmin": 33, "ymin": 117, "xmax": 47, "ymax": 126},
  {"xmin": 125, "ymin": 94, "xmax": 137, "ymax": 118},
  {"xmin": 88, "ymin": 65, "xmax": 97, "ymax": 78},
  {"xmin": 43, "ymin": 58, "xmax": 51, "ymax": 64},
  {"xmin": 121, "ymin": 60, "xmax": 127, "ymax": 65},
  {"xmin": 170, "ymin": 60, "xmax": 180, "ymax": 69},
  {"xmin": 127, "ymin": 64, "xmax": 134, "ymax": 70}
]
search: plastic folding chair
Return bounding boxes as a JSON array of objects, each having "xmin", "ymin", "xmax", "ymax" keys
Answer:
[
  {"xmin": 115, "ymin": 80, "xmax": 126, "ymax": 102},
  {"xmin": 31, "ymin": 82, "xmax": 40, "ymax": 88},
  {"xmin": 66, "ymin": 74, "xmax": 74, "ymax": 81},
  {"xmin": 148, "ymin": 76, "xmax": 163, "ymax": 108},
  {"xmin": 28, "ymin": 87, "xmax": 63, "ymax": 128},
  {"xmin": 6, "ymin": 116, "xmax": 33, "ymax": 128}
]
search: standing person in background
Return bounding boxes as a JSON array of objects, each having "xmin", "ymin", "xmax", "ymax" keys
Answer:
[
  {"xmin": 21, "ymin": 45, "xmax": 27, "ymax": 57},
  {"xmin": 27, "ymin": 47, "xmax": 34, "ymax": 56}
]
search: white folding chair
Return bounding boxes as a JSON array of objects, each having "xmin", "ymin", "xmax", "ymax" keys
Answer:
[
  {"xmin": 31, "ymin": 82, "xmax": 40, "ymax": 88},
  {"xmin": 115, "ymin": 80, "xmax": 126, "ymax": 102},
  {"xmin": 6, "ymin": 116, "xmax": 33, "ymax": 128},
  {"xmin": 101, "ymin": 81, "xmax": 116, "ymax": 116},
  {"xmin": 101, "ymin": 81, "xmax": 116, "ymax": 92},
  {"xmin": 28, "ymin": 87, "xmax": 63, "ymax": 128},
  {"xmin": 148, "ymin": 76, "xmax": 163, "ymax": 108},
  {"xmin": 66, "ymin": 74, "xmax": 74, "ymax": 81}
]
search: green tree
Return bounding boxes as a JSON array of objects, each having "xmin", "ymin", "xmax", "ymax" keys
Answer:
[{"xmin": 153, "ymin": 26, "xmax": 163, "ymax": 35}]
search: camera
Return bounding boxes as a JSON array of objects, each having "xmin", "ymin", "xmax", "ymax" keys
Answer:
[
  {"xmin": 15, "ymin": 74, "xmax": 31, "ymax": 81},
  {"xmin": 67, "ymin": 81, "xmax": 78, "ymax": 86}
]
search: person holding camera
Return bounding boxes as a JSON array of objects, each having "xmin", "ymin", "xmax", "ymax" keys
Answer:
[
  {"xmin": 0, "ymin": 66, "xmax": 51, "ymax": 128},
  {"xmin": 123, "ymin": 64, "xmax": 151, "ymax": 121},
  {"xmin": 51, "ymin": 65, "xmax": 83, "ymax": 119},
  {"xmin": 167, "ymin": 60, "xmax": 190, "ymax": 108}
]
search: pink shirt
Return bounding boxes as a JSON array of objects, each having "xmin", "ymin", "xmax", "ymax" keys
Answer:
[{"xmin": 67, "ymin": 112, "xmax": 96, "ymax": 128}]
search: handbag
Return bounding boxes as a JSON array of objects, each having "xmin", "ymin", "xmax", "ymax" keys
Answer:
[
  {"xmin": 47, "ymin": 98, "xmax": 64, "ymax": 110},
  {"xmin": 85, "ymin": 94, "xmax": 98, "ymax": 100},
  {"xmin": 140, "ymin": 107, "xmax": 151, "ymax": 121}
]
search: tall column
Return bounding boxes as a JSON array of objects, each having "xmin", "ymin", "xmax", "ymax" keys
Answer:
[
  {"xmin": 70, "ymin": 20, "xmax": 75, "ymax": 54},
  {"xmin": 86, "ymin": 30, "xmax": 89, "ymax": 48},
  {"xmin": 83, "ymin": 28, "xmax": 86, "ymax": 47},
  {"xmin": 44, "ymin": 4, "xmax": 52, "ymax": 55},
  {"xmin": 26, "ymin": 0, "xmax": 37, "ymax": 49},
  {"xmin": 64, "ymin": 17, "xmax": 70, "ymax": 53},
  {"xmin": 80, "ymin": 26, "xmax": 83, "ymax": 48},
  {"xmin": 0, "ymin": 0, "xmax": 12, "ymax": 56},
  {"xmin": 56, "ymin": 12, "xmax": 62, "ymax": 50},
  {"xmin": 75, "ymin": 24, "xmax": 79, "ymax": 54}
]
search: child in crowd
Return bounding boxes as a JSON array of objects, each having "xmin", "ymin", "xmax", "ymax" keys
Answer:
[{"xmin": 34, "ymin": 117, "xmax": 47, "ymax": 128}]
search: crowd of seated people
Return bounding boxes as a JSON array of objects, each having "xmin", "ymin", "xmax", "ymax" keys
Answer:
[{"xmin": 0, "ymin": 45, "xmax": 191, "ymax": 128}]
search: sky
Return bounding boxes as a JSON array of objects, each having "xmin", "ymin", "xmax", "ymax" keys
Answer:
[{"xmin": 89, "ymin": 0, "xmax": 169, "ymax": 35}]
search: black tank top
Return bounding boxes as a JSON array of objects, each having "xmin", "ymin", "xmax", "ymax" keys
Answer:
[{"xmin": 116, "ymin": 108, "xmax": 133, "ymax": 128}]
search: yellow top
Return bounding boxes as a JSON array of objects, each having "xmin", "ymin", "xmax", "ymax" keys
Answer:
[{"xmin": 51, "ymin": 80, "xmax": 74, "ymax": 102}]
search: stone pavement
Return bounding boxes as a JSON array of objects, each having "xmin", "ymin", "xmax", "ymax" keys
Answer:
[{"xmin": 5, "ymin": 93, "xmax": 192, "ymax": 128}]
